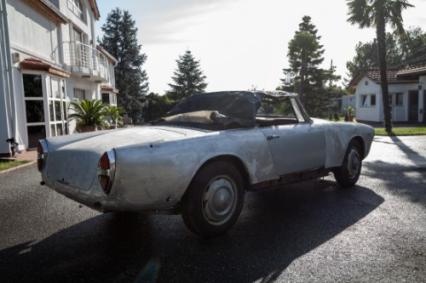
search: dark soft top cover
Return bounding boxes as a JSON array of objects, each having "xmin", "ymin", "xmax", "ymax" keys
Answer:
[{"xmin": 167, "ymin": 91, "xmax": 263, "ymax": 127}]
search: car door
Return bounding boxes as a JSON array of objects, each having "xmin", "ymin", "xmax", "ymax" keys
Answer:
[{"xmin": 258, "ymin": 97, "xmax": 326, "ymax": 176}]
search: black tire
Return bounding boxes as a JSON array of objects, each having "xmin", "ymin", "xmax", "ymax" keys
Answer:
[
  {"xmin": 333, "ymin": 140, "xmax": 363, "ymax": 188},
  {"xmin": 181, "ymin": 161, "xmax": 245, "ymax": 238}
]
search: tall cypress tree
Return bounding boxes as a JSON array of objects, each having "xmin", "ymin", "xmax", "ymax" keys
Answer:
[
  {"xmin": 281, "ymin": 16, "xmax": 337, "ymax": 116},
  {"xmin": 100, "ymin": 8, "xmax": 149, "ymax": 123},
  {"xmin": 167, "ymin": 50, "xmax": 207, "ymax": 101}
]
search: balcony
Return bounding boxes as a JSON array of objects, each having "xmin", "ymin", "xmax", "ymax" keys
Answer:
[{"xmin": 61, "ymin": 41, "xmax": 111, "ymax": 83}]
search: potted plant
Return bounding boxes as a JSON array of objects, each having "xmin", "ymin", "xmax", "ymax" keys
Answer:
[
  {"xmin": 69, "ymin": 100, "xmax": 107, "ymax": 132},
  {"xmin": 344, "ymin": 106, "xmax": 355, "ymax": 122}
]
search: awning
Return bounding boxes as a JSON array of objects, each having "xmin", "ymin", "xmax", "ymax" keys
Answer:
[
  {"xmin": 101, "ymin": 85, "xmax": 119, "ymax": 94},
  {"xmin": 20, "ymin": 58, "xmax": 70, "ymax": 78}
]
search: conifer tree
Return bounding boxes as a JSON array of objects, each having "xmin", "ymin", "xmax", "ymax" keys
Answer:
[
  {"xmin": 168, "ymin": 50, "xmax": 207, "ymax": 101},
  {"xmin": 100, "ymin": 8, "xmax": 149, "ymax": 123},
  {"xmin": 281, "ymin": 16, "xmax": 338, "ymax": 116}
]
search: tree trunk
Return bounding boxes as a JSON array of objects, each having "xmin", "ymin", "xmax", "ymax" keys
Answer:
[{"xmin": 376, "ymin": 13, "xmax": 392, "ymax": 134}]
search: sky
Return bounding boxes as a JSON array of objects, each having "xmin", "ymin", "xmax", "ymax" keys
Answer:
[{"xmin": 96, "ymin": 0, "xmax": 426, "ymax": 94}]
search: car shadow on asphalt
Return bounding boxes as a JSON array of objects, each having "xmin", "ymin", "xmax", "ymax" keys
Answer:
[{"xmin": 0, "ymin": 180, "xmax": 383, "ymax": 283}]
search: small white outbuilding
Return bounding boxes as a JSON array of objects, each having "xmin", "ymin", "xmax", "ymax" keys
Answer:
[{"xmin": 350, "ymin": 67, "xmax": 426, "ymax": 123}]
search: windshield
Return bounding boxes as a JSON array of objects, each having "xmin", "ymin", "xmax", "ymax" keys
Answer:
[{"xmin": 258, "ymin": 97, "xmax": 296, "ymax": 118}]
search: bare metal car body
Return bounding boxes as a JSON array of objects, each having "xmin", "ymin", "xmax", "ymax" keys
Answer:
[{"xmin": 39, "ymin": 91, "xmax": 374, "ymax": 215}]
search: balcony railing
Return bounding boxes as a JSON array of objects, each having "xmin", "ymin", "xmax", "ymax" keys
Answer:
[{"xmin": 61, "ymin": 41, "xmax": 111, "ymax": 82}]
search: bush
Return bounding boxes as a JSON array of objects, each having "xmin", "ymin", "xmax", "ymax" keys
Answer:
[{"xmin": 69, "ymin": 100, "xmax": 123, "ymax": 132}]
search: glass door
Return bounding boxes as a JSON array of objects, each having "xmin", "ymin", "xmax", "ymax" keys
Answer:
[{"xmin": 23, "ymin": 74, "xmax": 46, "ymax": 148}]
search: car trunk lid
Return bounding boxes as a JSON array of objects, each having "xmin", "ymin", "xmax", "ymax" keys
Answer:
[{"xmin": 44, "ymin": 126, "xmax": 206, "ymax": 192}]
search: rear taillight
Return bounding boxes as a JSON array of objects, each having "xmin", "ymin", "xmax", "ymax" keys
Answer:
[
  {"xmin": 37, "ymin": 140, "xmax": 48, "ymax": 172},
  {"xmin": 98, "ymin": 150, "xmax": 116, "ymax": 194}
]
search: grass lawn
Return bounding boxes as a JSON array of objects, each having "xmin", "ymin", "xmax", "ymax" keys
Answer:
[
  {"xmin": 375, "ymin": 127, "xmax": 426, "ymax": 136},
  {"xmin": 0, "ymin": 160, "xmax": 29, "ymax": 172}
]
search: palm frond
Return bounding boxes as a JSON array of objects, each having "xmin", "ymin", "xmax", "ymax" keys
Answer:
[
  {"xmin": 68, "ymin": 99, "xmax": 107, "ymax": 129},
  {"xmin": 347, "ymin": 0, "xmax": 374, "ymax": 28}
]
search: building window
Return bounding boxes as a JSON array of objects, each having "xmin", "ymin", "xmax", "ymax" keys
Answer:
[
  {"xmin": 74, "ymin": 88, "xmax": 86, "ymax": 100},
  {"xmin": 49, "ymin": 79, "xmax": 69, "ymax": 137},
  {"xmin": 67, "ymin": 0, "xmax": 85, "ymax": 22},
  {"xmin": 102, "ymin": 93, "xmax": 110, "ymax": 104},
  {"xmin": 395, "ymin": 93, "xmax": 403, "ymax": 106},
  {"xmin": 360, "ymin": 94, "xmax": 368, "ymax": 107},
  {"xmin": 370, "ymin": 94, "xmax": 376, "ymax": 107}
]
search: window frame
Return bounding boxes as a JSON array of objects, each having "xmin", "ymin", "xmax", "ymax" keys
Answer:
[
  {"xmin": 48, "ymin": 78, "xmax": 69, "ymax": 137},
  {"xmin": 360, "ymin": 94, "xmax": 368, "ymax": 108},
  {"xmin": 256, "ymin": 96, "xmax": 308, "ymax": 126},
  {"xmin": 102, "ymin": 92, "xmax": 110, "ymax": 104},
  {"xmin": 22, "ymin": 72, "xmax": 46, "ymax": 127},
  {"xmin": 67, "ymin": 0, "xmax": 86, "ymax": 23},
  {"xmin": 370, "ymin": 94, "xmax": 376, "ymax": 107},
  {"xmin": 394, "ymin": 92, "xmax": 404, "ymax": 107},
  {"xmin": 74, "ymin": 88, "xmax": 87, "ymax": 100}
]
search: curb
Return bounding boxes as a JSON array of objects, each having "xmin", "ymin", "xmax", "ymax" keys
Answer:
[{"xmin": 0, "ymin": 161, "xmax": 36, "ymax": 175}]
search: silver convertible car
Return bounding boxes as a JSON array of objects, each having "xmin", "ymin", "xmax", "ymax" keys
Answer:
[{"xmin": 38, "ymin": 91, "xmax": 374, "ymax": 237}]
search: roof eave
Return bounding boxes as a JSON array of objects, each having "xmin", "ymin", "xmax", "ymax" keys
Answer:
[
  {"xmin": 88, "ymin": 0, "xmax": 100, "ymax": 20},
  {"xmin": 397, "ymin": 67, "xmax": 426, "ymax": 78},
  {"xmin": 24, "ymin": 0, "xmax": 68, "ymax": 24}
]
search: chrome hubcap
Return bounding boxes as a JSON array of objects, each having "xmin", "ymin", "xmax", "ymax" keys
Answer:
[
  {"xmin": 347, "ymin": 149, "xmax": 361, "ymax": 179},
  {"xmin": 202, "ymin": 176, "xmax": 237, "ymax": 226}
]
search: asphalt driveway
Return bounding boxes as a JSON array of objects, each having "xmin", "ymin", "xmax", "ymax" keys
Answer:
[{"xmin": 0, "ymin": 136, "xmax": 425, "ymax": 282}]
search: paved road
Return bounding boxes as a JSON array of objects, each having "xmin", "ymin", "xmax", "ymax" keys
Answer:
[{"xmin": 0, "ymin": 136, "xmax": 425, "ymax": 282}]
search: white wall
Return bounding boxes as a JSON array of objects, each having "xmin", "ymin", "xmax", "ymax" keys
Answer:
[
  {"xmin": 388, "ymin": 83, "xmax": 418, "ymax": 122},
  {"xmin": 0, "ymin": 0, "xmax": 12, "ymax": 154},
  {"xmin": 355, "ymin": 77, "xmax": 381, "ymax": 122},
  {"xmin": 57, "ymin": 0, "xmax": 96, "ymax": 45},
  {"xmin": 6, "ymin": 0, "xmax": 60, "ymax": 64},
  {"xmin": 66, "ymin": 77, "xmax": 99, "ymax": 100},
  {"xmin": 355, "ymin": 76, "xmax": 418, "ymax": 122}
]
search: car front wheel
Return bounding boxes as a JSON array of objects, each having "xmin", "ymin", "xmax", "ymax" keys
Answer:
[
  {"xmin": 334, "ymin": 141, "xmax": 363, "ymax": 188},
  {"xmin": 181, "ymin": 161, "xmax": 245, "ymax": 238}
]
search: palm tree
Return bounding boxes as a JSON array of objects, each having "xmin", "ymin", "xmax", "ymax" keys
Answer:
[
  {"xmin": 69, "ymin": 100, "xmax": 107, "ymax": 132},
  {"xmin": 347, "ymin": 0, "xmax": 413, "ymax": 133}
]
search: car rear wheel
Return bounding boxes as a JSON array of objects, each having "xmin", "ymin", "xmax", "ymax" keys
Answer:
[
  {"xmin": 181, "ymin": 161, "xmax": 245, "ymax": 238},
  {"xmin": 333, "ymin": 140, "xmax": 363, "ymax": 188}
]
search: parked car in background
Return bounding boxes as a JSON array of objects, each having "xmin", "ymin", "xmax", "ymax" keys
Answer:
[{"xmin": 37, "ymin": 91, "xmax": 374, "ymax": 237}]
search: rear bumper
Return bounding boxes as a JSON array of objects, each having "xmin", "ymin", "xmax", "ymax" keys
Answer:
[
  {"xmin": 43, "ymin": 178, "xmax": 165, "ymax": 212},
  {"xmin": 45, "ymin": 179, "xmax": 107, "ymax": 211}
]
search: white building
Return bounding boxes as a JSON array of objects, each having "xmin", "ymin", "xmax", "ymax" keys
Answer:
[
  {"xmin": 350, "ymin": 68, "xmax": 426, "ymax": 124},
  {"xmin": 0, "ymin": 0, "xmax": 118, "ymax": 156},
  {"xmin": 331, "ymin": 95, "xmax": 356, "ymax": 113}
]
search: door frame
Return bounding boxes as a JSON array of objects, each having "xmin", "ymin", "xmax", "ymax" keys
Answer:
[
  {"xmin": 423, "ymin": 90, "xmax": 426, "ymax": 123},
  {"xmin": 20, "ymin": 71, "xmax": 69, "ymax": 148},
  {"xmin": 21, "ymin": 71, "xmax": 49, "ymax": 149},
  {"xmin": 408, "ymin": 90, "xmax": 419, "ymax": 122}
]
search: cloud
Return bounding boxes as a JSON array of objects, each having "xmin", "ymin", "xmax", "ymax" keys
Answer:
[
  {"xmin": 98, "ymin": 0, "xmax": 426, "ymax": 93},
  {"xmin": 139, "ymin": 0, "xmax": 236, "ymax": 45}
]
